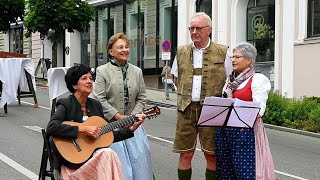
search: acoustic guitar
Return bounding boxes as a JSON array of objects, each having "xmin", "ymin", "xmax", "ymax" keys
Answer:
[{"xmin": 53, "ymin": 106, "xmax": 160, "ymax": 165}]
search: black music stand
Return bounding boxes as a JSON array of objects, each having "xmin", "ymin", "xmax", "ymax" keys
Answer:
[{"xmin": 197, "ymin": 97, "xmax": 261, "ymax": 128}]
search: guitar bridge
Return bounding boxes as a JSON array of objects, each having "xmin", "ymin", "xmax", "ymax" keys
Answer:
[{"xmin": 72, "ymin": 139, "xmax": 81, "ymax": 152}]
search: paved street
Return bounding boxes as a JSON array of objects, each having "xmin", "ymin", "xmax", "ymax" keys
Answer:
[{"xmin": 0, "ymin": 88, "xmax": 319, "ymax": 180}]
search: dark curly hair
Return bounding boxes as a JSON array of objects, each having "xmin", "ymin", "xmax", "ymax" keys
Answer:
[{"xmin": 65, "ymin": 64, "xmax": 92, "ymax": 93}]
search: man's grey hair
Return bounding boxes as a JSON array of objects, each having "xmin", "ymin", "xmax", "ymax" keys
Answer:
[
  {"xmin": 191, "ymin": 12, "xmax": 212, "ymax": 27},
  {"xmin": 233, "ymin": 42, "xmax": 257, "ymax": 64}
]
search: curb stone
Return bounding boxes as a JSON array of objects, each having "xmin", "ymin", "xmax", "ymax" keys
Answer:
[{"xmin": 264, "ymin": 124, "xmax": 320, "ymax": 138}]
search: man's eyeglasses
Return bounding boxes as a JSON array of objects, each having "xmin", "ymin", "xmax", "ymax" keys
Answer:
[
  {"xmin": 188, "ymin": 26, "xmax": 210, "ymax": 32},
  {"xmin": 230, "ymin": 56, "xmax": 244, "ymax": 60}
]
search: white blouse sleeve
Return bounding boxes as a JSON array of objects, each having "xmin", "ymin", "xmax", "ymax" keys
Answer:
[
  {"xmin": 251, "ymin": 73, "xmax": 271, "ymax": 116},
  {"xmin": 224, "ymin": 50, "xmax": 233, "ymax": 78}
]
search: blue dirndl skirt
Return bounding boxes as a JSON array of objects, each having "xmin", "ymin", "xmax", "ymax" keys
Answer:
[
  {"xmin": 216, "ymin": 127, "xmax": 256, "ymax": 180},
  {"xmin": 109, "ymin": 125, "xmax": 153, "ymax": 180}
]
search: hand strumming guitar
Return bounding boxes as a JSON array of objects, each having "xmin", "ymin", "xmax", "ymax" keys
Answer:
[{"xmin": 78, "ymin": 126, "xmax": 101, "ymax": 139}]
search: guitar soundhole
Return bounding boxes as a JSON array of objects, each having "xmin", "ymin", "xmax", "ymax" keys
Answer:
[{"xmin": 72, "ymin": 139, "xmax": 81, "ymax": 152}]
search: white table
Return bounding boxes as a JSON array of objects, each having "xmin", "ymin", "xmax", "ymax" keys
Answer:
[{"xmin": 0, "ymin": 58, "xmax": 38, "ymax": 114}]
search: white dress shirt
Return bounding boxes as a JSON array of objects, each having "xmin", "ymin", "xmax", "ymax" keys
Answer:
[{"xmin": 171, "ymin": 40, "xmax": 232, "ymax": 101}]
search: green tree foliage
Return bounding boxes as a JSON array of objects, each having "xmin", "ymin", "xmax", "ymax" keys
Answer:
[
  {"xmin": 0, "ymin": 0, "xmax": 25, "ymax": 33},
  {"xmin": 24, "ymin": 0, "xmax": 94, "ymax": 67}
]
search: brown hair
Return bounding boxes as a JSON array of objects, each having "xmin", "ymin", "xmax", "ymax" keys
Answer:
[{"xmin": 107, "ymin": 32, "xmax": 130, "ymax": 52}]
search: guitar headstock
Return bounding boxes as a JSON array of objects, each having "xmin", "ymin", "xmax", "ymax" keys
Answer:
[{"xmin": 143, "ymin": 106, "xmax": 161, "ymax": 119}]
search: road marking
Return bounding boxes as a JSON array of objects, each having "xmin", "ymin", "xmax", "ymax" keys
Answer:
[
  {"xmin": 24, "ymin": 126, "xmax": 42, "ymax": 133},
  {"xmin": 20, "ymin": 100, "xmax": 51, "ymax": 110},
  {"xmin": 275, "ymin": 171, "xmax": 309, "ymax": 180},
  {"xmin": 22, "ymin": 102, "xmax": 310, "ymax": 180},
  {"xmin": 0, "ymin": 152, "xmax": 38, "ymax": 180},
  {"xmin": 147, "ymin": 134, "xmax": 201, "ymax": 151}
]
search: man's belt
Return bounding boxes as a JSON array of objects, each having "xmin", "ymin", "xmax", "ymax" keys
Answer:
[{"xmin": 193, "ymin": 68, "xmax": 202, "ymax": 75}]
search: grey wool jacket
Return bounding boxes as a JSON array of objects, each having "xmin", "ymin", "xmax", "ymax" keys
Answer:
[{"xmin": 93, "ymin": 62, "xmax": 147, "ymax": 121}]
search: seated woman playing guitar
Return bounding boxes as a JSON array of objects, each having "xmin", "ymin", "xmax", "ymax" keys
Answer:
[{"xmin": 46, "ymin": 64, "xmax": 146, "ymax": 180}]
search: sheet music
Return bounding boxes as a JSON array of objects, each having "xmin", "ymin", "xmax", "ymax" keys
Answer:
[
  {"xmin": 228, "ymin": 98, "xmax": 261, "ymax": 128},
  {"xmin": 198, "ymin": 97, "xmax": 233, "ymax": 126},
  {"xmin": 198, "ymin": 97, "xmax": 261, "ymax": 128}
]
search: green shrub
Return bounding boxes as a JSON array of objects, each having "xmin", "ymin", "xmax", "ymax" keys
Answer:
[
  {"xmin": 263, "ymin": 92, "xmax": 320, "ymax": 133},
  {"xmin": 308, "ymin": 106, "xmax": 320, "ymax": 123},
  {"xmin": 286, "ymin": 98, "xmax": 318, "ymax": 122},
  {"xmin": 303, "ymin": 96, "xmax": 320, "ymax": 105},
  {"xmin": 264, "ymin": 92, "xmax": 289, "ymax": 126}
]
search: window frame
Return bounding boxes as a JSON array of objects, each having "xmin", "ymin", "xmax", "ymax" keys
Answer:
[
  {"xmin": 196, "ymin": 0, "xmax": 212, "ymax": 18},
  {"xmin": 307, "ymin": 0, "xmax": 320, "ymax": 38},
  {"xmin": 9, "ymin": 25, "xmax": 24, "ymax": 54}
]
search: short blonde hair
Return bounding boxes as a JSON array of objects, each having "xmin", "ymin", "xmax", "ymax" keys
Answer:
[{"xmin": 107, "ymin": 32, "xmax": 130, "ymax": 51}]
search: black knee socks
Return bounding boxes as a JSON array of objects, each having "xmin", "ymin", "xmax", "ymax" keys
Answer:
[
  {"xmin": 206, "ymin": 169, "xmax": 216, "ymax": 180},
  {"xmin": 177, "ymin": 168, "xmax": 215, "ymax": 180},
  {"xmin": 178, "ymin": 168, "xmax": 192, "ymax": 180}
]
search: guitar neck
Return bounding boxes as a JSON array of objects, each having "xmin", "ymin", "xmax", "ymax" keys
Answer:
[{"xmin": 100, "ymin": 115, "xmax": 137, "ymax": 135}]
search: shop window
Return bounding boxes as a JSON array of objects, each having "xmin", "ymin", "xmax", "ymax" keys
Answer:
[
  {"xmin": 196, "ymin": 0, "xmax": 212, "ymax": 18},
  {"xmin": 81, "ymin": 32, "xmax": 90, "ymax": 66},
  {"xmin": 9, "ymin": 27, "xmax": 23, "ymax": 54},
  {"xmin": 308, "ymin": 0, "xmax": 320, "ymax": 37},
  {"xmin": 247, "ymin": 0, "xmax": 275, "ymax": 62},
  {"xmin": 248, "ymin": 0, "xmax": 275, "ymax": 8},
  {"xmin": 247, "ymin": 0, "xmax": 275, "ymax": 89}
]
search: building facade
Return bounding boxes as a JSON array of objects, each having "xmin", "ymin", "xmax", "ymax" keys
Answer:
[
  {"xmin": 85, "ymin": 0, "xmax": 320, "ymax": 98},
  {"xmin": 84, "ymin": 0, "xmax": 178, "ymax": 88}
]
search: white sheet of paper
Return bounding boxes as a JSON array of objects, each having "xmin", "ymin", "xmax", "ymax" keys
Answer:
[
  {"xmin": 198, "ymin": 97, "xmax": 233, "ymax": 126},
  {"xmin": 198, "ymin": 97, "xmax": 261, "ymax": 128},
  {"xmin": 228, "ymin": 98, "xmax": 261, "ymax": 128}
]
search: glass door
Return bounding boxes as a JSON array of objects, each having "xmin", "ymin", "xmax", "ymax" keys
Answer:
[{"xmin": 247, "ymin": 0, "xmax": 275, "ymax": 87}]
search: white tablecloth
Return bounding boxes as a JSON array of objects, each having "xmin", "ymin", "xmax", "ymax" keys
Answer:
[
  {"xmin": 47, "ymin": 67, "xmax": 70, "ymax": 103},
  {"xmin": 0, "ymin": 58, "xmax": 36, "ymax": 108}
]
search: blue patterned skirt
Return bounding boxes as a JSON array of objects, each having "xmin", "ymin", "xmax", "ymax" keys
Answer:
[{"xmin": 216, "ymin": 127, "xmax": 256, "ymax": 180}]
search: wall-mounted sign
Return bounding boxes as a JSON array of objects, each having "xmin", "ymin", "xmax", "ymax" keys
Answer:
[
  {"xmin": 65, "ymin": 46, "xmax": 70, "ymax": 55},
  {"xmin": 247, "ymin": 6, "xmax": 275, "ymax": 41}
]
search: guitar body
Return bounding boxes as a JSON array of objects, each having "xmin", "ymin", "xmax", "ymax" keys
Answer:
[
  {"xmin": 52, "ymin": 106, "xmax": 160, "ymax": 165},
  {"xmin": 53, "ymin": 116, "xmax": 114, "ymax": 165}
]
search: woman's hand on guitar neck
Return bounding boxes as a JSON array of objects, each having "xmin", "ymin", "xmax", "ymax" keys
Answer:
[
  {"xmin": 129, "ymin": 114, "xmax": 146, "ymax": 132},
  {"xmin": 78, "ymin": 126, "xmax": 101, "ymax": 139}
]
